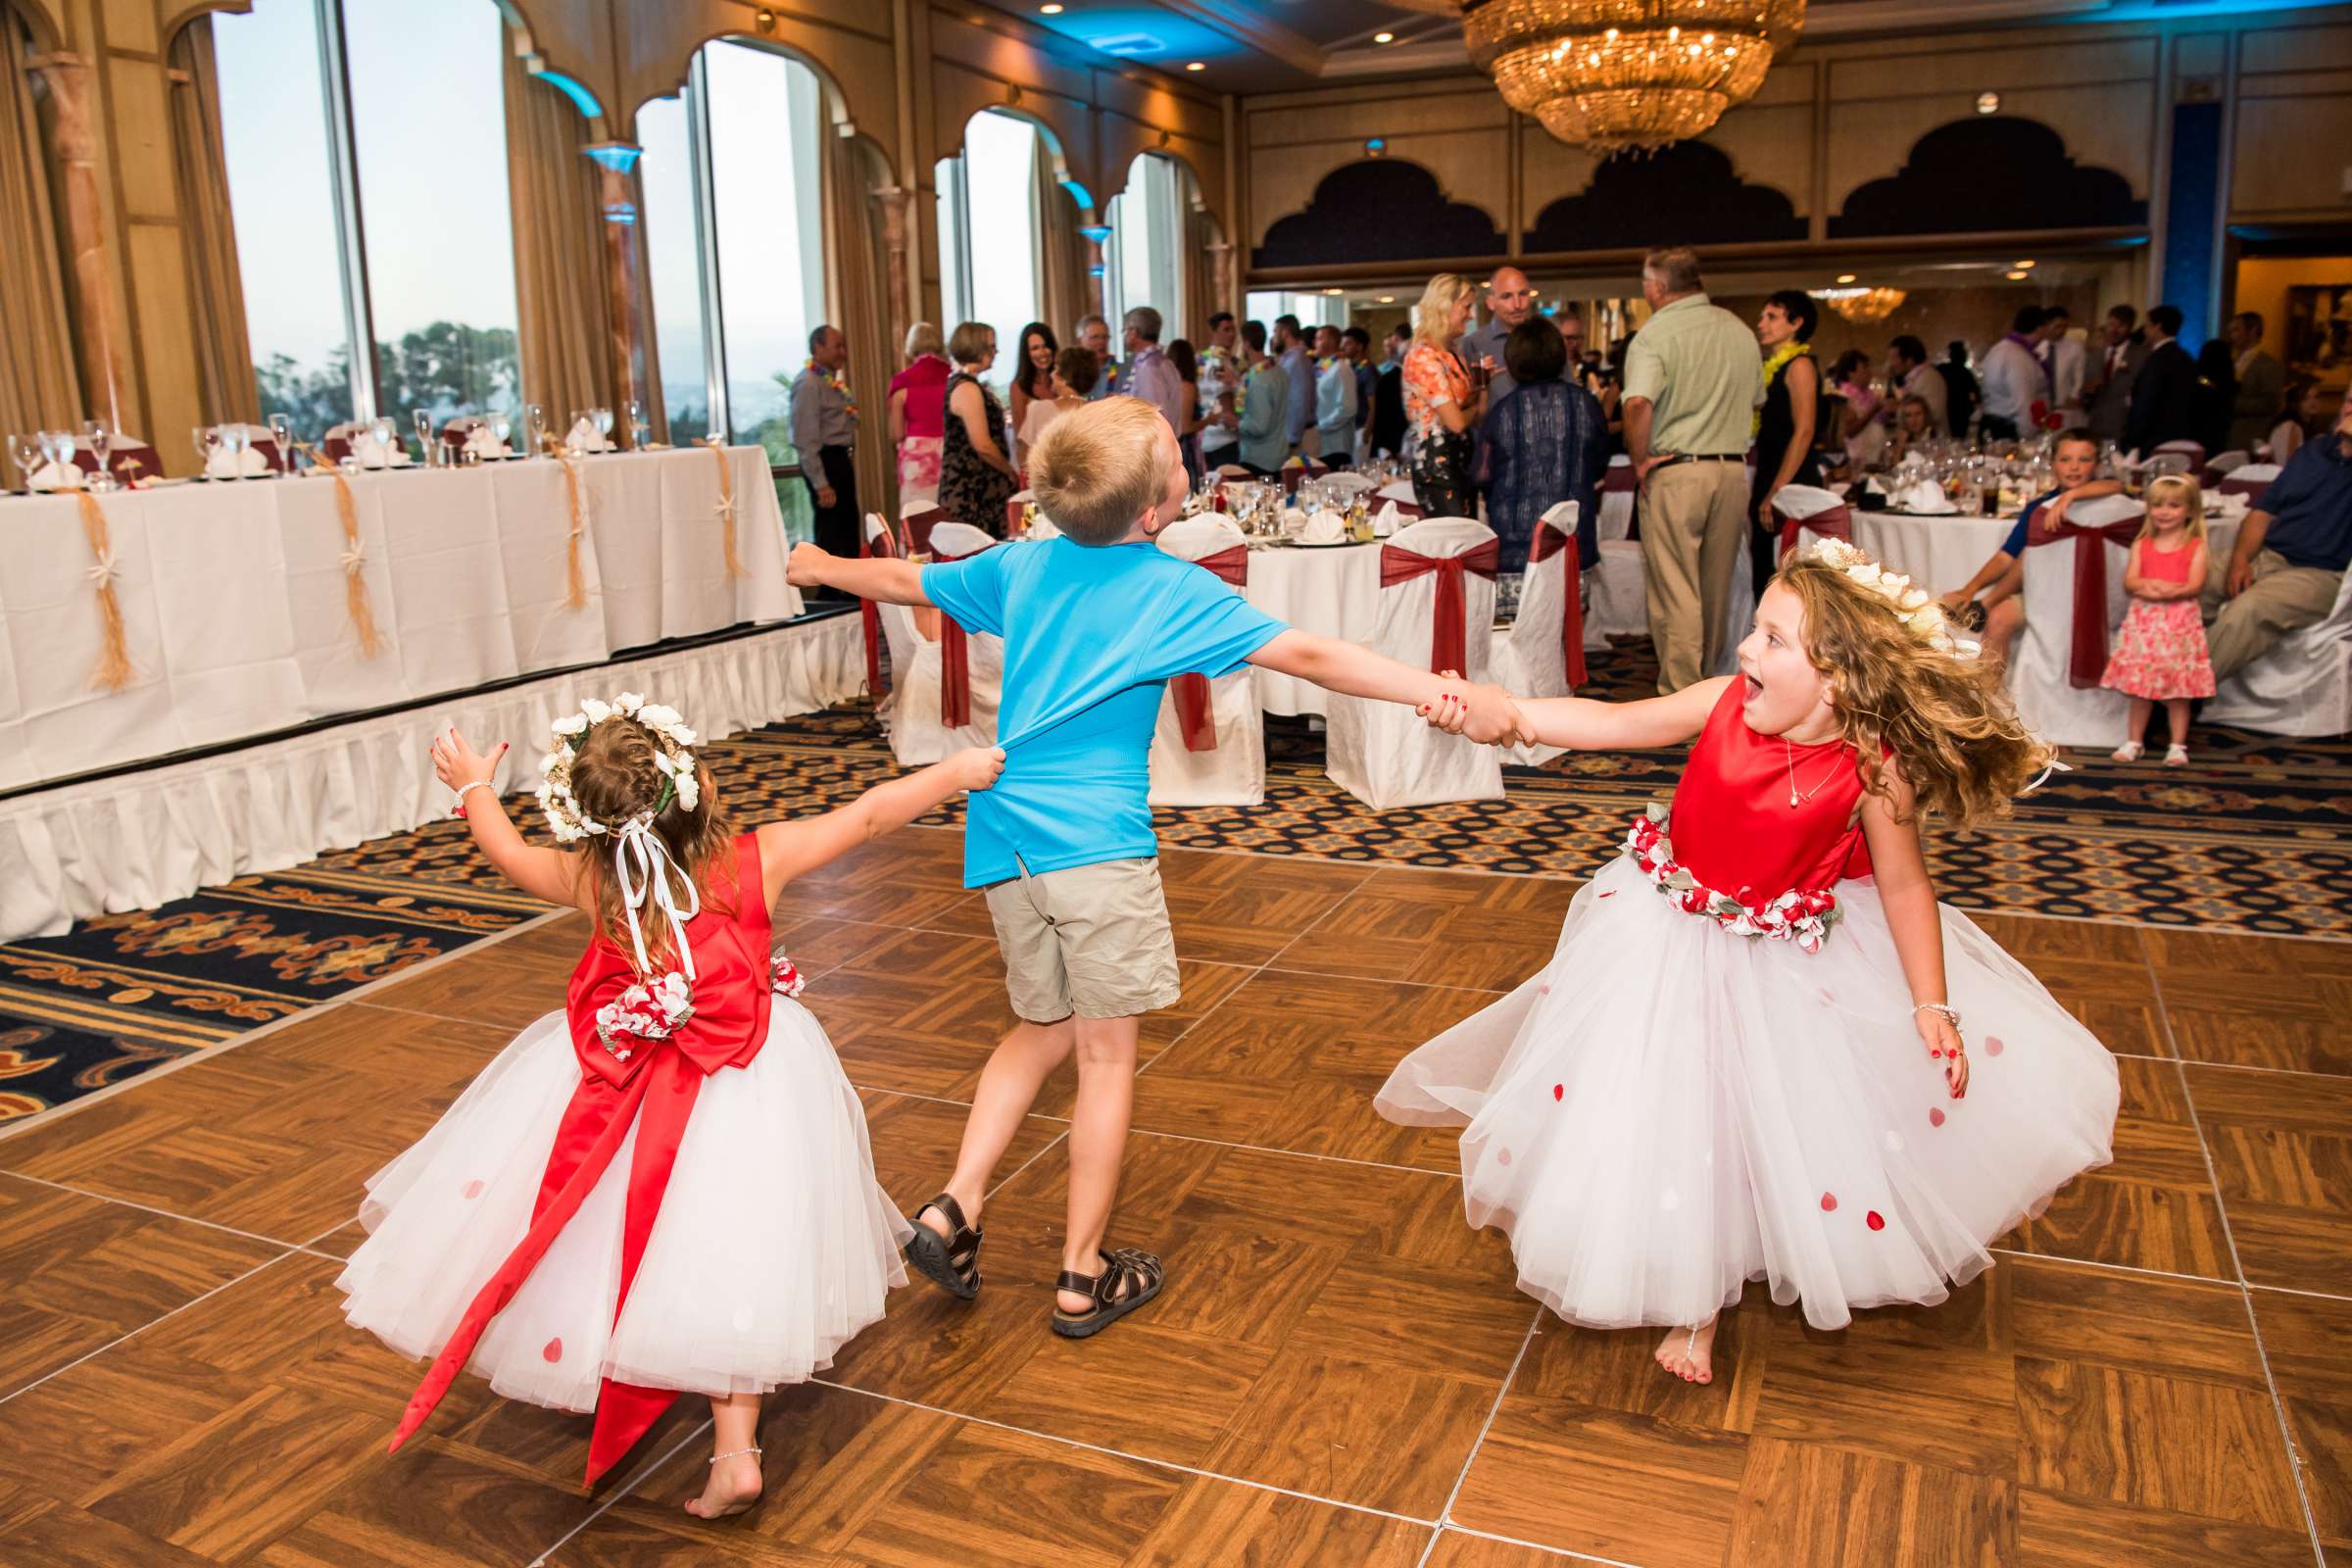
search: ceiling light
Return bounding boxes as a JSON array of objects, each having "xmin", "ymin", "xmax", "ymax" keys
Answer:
[
  {"xmin": 2015, "ymin": 259, "xmax": 2035, "ymax": 269},
  {"xmin": 1378, "ymin": 295, "xmax": 1396, "ymax": 304},
  {"xmin": 1323, "ymin": 287, "xmax": 1343, "ymax": 295},
  {"xmin": 1976, "ymin": 91, "xmax": 2001, "ymax": 115},
  {"xmin": 2005, "ymin": 270, "xmax": 2029, "ymax": 280},
  {"xmin": 1837, "ymin": 273, "xmax": 1856, "ymax": 284},
  {"xmin": 1039, "ymin": 3, "xmax": 1062, "ymax": 12},
  {"xmin": 1374, "ymin": 30, "xmax": 1396, "ymax": 43},
  {"xmin": 1186, "ymin": 60, "xmax": 1205, "ymax": 71}
]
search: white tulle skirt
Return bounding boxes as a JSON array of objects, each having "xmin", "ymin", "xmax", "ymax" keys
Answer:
[
  {"xmin": 337, "ymin": 1001, "xmax": 910, "ymax": 1411},
  {"xmin": 1377, "ymin": 854, "xmax": 2120, "ymax": 1331}
]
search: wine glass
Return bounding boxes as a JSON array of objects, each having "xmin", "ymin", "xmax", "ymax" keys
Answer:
[
  {"xmin": 8, "ymin": 433, "xmax": 38, "ymax": 493},
  {"xmin": 525, "ymin": 403, "xmax": 547, "ymax": 458},
  {"xmin": 488, "ymin": 412, "xmax": 514, "ymax": 456},
  {"xmin": 191, "ymin": 425, "xmax": 219, "ymax": 477},
  {"xmin": 592, "ymin": 407, "xmax": 614, "ymax": 450},
  {"xmin": 268, "ymin": 413, "xmax": 295, "ymax": 475},
  {"xmin": 83, "ymin": 419, "xmax": 115, "ymax": 492},
  {"xmin": 413, "ymin": 409, "xmax": 434, "ymax": 467},
  {"xmin": 626, "ymin": 399, "xmax": 648, "ymax": 451},
  {"xmin": 220, "ymin": 423, "xmax": 249, "ymax": 479},
  {"xmin": 368, "ymin": 416, "xmax": 396, "ymax": 468}
]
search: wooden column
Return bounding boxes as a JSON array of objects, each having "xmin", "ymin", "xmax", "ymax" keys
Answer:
[
  {"xmin": 1080, "ymin": 222, "xmax": 1112, "ymax": 320},
  {"xmin": 583, "ymin": 141, "xmax": 649, "ymax": 424},
  {"xmin": 30, "ymin": 51, "xmax": 125, "ymax": 429},
  {"xmin": 874, "ymin": 182, "xmax": 912, "ymax": 356}
]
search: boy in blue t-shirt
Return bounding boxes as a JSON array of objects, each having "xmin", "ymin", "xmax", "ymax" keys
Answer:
[{"xmin": 789, "ymin": 396, "xmax": 1526, "ymax": 1339}]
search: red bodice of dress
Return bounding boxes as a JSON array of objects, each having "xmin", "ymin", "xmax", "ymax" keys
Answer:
[{"xmin": 1667, "ymin": 679, "xmax": 1873, "ymax": 904}]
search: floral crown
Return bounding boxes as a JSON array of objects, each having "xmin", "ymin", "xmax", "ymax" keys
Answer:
[
  {"xmin": 536, "ymin": 692, "xmax": 702, "ymax": 844},
  {"xmin": 1803, "ymin": 538, "xmax": 1978, "ymax": 660}
]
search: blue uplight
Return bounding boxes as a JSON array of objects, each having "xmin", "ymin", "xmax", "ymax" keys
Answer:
[{"xmin": 535, "ymin": 70, "xmax": 604, "ymax": 120}]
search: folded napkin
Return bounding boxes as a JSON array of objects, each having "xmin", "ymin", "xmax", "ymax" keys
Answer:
[
  {"xmin": 464, "ymin": 427, "xmax": 512, "ymax": 460},
  {"xmin": 28, "ymin": 460, "xmax": 82, "ymax": 492},
  {"xmin": 1897, "ymin": 479, "xmax": 1955, "ymax": 515},
  {"xmin": 1279, "ymin": 506, "xmax": 1308, "ymax": 534},
  {"xmin": 349, "ymin": 431, "xmax": 410, "ymax": 469},
  {"xmin": 563, "ymin": 417, "xmax": 613, "ymax": 454},
  {"xmin": 205, "ymin": 446, "xmax": 271, "ymax": 479},
  {"xmin": 1300, "ymin": 508, "xmax": 1348, "ymax": 544},
  {"xmin": 1372, "ymin": 500, "xmax": 1401, "ymax": 537},
  {"xmin": 1375, "ymin": 479, "xmax": 1416, "ymax": 506}
]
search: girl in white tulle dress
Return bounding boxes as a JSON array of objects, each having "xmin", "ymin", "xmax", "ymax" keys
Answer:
[
  {"xmin": 1383, "ymin": 541, "xmax": 2118, "ymax": 1384},
  {"xmin": 340, "ymin": 694, "xmax": 1002, "ymax": 1517}
]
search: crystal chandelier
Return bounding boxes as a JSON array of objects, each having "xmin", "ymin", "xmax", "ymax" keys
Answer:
[
  {"xmin": 1816, "ymin": 286, "xmax": 1908, "ymax": 324},
  {"xmin": 1396, "ymin": 1, "xmax": 1808, "ymax": 154}
]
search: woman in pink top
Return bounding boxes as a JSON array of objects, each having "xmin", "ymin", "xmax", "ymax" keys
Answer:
[{"xmin": 889, "ymin": 322, "xmax": 953, "ymax": 503}]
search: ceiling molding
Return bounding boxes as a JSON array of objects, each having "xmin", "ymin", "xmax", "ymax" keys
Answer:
[
  {"xmin": 1150, "ymin": 0, "xmax": 1330, "ymax": 75},
  {"xmin": 1322, "ymin": 38, "xmax": 1470, "ymax": 77}
]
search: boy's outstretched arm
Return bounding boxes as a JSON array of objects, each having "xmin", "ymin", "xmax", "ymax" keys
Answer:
[
  {"xmin": 1248, "ymin": 630, "xmax": 1532, "ymax": 745},
  {"xmin": 788, "ymin": 541, "xmax": 932, "ymax": 607},
  {"xmin": 758, "ymin": 747, "xmax": 1004, "ymax": 906},
  {"xmin": 1427, "ymin": 675, "xmax": 1729, "ymax": 752}
]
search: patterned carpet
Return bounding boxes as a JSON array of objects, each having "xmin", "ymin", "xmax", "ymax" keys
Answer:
[{"xmin": 4, "ymin": 634, "xmax": 2345, "ymax": 1124}]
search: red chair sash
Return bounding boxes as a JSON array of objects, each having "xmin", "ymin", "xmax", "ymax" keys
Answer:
[
  {"xmin": 1602, "ymin": 464, "xmax": 1639, "ymax": 494},
  {"xmin": 72, "ymin": 443, "xmax": 165, "ymax": 483},
  {"xmin": 1171, "ymin": 544, "xmax": 1250, "ymax": 751},
  {"xmin": 859, "ymin": 526, "xmax": 899, "ymax": 696},
  {"xmin": 1381, "ymin": 537, "xmax": 1500, "ymax": 675},
  {"xmin": 2027, "ymin": 516, "xmax": 2145, "ymax": 688},
  {"xmin": 1004, "ymin": 497, "xmax": 1026, "ymax": 535},
  {"xmin": 2218, "ymin": 475, "xmax": 2270, "ymax": 500},
  {"xmin": 935, "ymin": 543, "xmax": 991, "ymax": 726},
  {"xmin": 903, "ymin": 507, "xmax": 945, "ymax": 555},
  {"xmin": 1527, "ymin": 523, "xmax": 1586, "ymax": 689},
  {"xmin": 1775, "ymin": 503, "xmax": 1853, "ymax": 564},
  {"xmin": 1280, "ymin": 463, "xmax": 1325, "ymax": 496}
]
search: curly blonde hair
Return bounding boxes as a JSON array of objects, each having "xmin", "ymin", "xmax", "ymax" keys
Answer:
[
  {"xmin": 1774, "ymin": 557, "xmax": 2054, "ymax": 829},
  {"xmin": 1412, "ymin": 272, "xmax": 1473, "ymax": 348},
  {"xmin": 566, "ymin": 717, "xmax": 735, "ymax": 968}
]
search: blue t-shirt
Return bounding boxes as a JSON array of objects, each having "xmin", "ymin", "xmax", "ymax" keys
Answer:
[
  {"xmin": 2255, "ymin": 435, "xmax": 2352, "ymax": 572},
  {"xmin": 2001, "ymin": 489, "xmax": 2061, "ymax": 561},
  {"xmin": 922, "ymin": 538, "xmax": 1287, "ymax": 887}
]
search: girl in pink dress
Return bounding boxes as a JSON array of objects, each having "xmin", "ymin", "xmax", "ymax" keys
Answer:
[
  {"xmin": 342, "ymin": 694, "xmax": 1002, "ymax": 1517},
  {"xmin": 2101, "ymin": 474, "xmax": 2216, "ymax": 766},
  {"xmin": 1386, "ymin": 541, "xmax": 2118, "ymax": 1385}
]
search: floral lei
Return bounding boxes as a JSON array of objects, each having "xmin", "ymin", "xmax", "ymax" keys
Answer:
[
  {"xmin": 805, "ymin": 359, "xmax": 858, "ymax": 420},
  {"xmin": 537, "ymin": 692, "xmax": 701, "ymax": 845},
  {"xmin": 1625, "ymin": 806, "xmax": 1842, "ymax": 954},
  {"xmin": 1753, "ymin": 338, "xmax": 1811, "ymax": 437}
]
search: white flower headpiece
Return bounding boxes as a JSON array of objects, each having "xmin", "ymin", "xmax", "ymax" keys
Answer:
[
  {"xmin": 1803, "ymin": 538, "xmax": 1980, "ymax": 660},
  {"xmin": 535, "ymin": 691, "xmax": 703, "ymax": 844}
]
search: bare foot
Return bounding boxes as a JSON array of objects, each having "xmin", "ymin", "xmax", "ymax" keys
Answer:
[
  {"xmin": 1654, "ymin": 1319, "xmax": 1719, "ymax": 1384},
  {"xmin": 683, "ymin": 1449, "xmax": 763, "ymax": 1520}
]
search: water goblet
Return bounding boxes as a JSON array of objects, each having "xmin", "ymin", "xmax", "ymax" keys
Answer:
[
  {"xmin": 220, "ymin": 424, "xmax": 250, "ymax": 479},
  {"xmin": 525, "ymin": 403, "xmax": 547, "ymax": 457},
  {"xmin": 626, "ymin": 399, "xmax": 648, "ymax": 450},
  {"xmin": 40, "ymin": 430, "xmax": 77, "ymax": 488},
  {"xmin": 489, "ymin": 412, "xmax": 514, "ymax": 456},
  {"xmin": 592, "ymin": 407, "xmax": 614, "ymax": 449},
  {"xmin": 191, "ymin": 425, "xmax": 219, "ymax": 477},
  {"xmin": 414, "ymin": 409, "xmax": 435, "ymax": 467},
  {"xmin": 83, "ymin": 419, "xmax": 116, "ymax": 492},
  {"xmin": 9, "ymin": 432, "xmax": 39, "ymax": 493},
  {"xmin": 269, "ymin": 414, "xmax": 295, "ymax": 475}
]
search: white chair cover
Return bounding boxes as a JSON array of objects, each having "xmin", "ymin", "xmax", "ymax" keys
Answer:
[
  {"xmin": 2204, "ymin": 565, "xmax": 2352, "ymax": 737},
  {"xmin": 2206, "ymin": 450, "xmax": 2249, "ymax": 475},
  {"xmin": 1375, "ymin": 479, "xmax": 1418, "ymax": 509},
  {"xmin": 1768, "ymin": 482, "xmax": 1847, "ymax": 565},
  {"xmin": 1325, "ymin": 515, "xmax": 1505, "ymax": 809},
  {"xmin": 1596, "ymin": 456, "xmax": 1637, "ymax": 543},
  {"xmin": 2219, "ymin": 463, "xmax": 2280, "ymax": 499},
  {"xmin": 2010, "ymin": 494, "xmax": 2147, "ymax": 748},
  {"xmin": 1316, "ymin": 471, "xmax": 1378, "ymax": 498},
  {"xmin": 1149, "ymin": 514, "xmax": 1265, "ymax": 806},
  {"xmin": 1492, "ymin": 502, "xmax": 1578, "ymax": 765},
  {"xmin": 928, "ymin": 519, "xmax": 997, "ymax": 560},
  {"xmin": 866, "ymin": 515, "xmax": 1002, "ymax": 764}
]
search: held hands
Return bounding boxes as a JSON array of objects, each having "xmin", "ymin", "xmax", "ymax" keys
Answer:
[
  {"xmin": 949, "ymin": 746, "xmax": 1007, "ymax": 794},
  {"xmin": 787, "ymin": 542, "xmax": 834, "ymax": 589},
  {"xmin": 1417, "ymin": 676, "xmax": 1538, "ymax": 747},
  {"xmin": 1918, "ymin": 1009, "xmax": 1970, "ymax": 1100}
]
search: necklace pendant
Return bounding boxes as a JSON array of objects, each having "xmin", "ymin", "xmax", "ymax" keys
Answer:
[{"xmin": 1788, "ymin": 788, "xmax": 1800, "ymax": 808}]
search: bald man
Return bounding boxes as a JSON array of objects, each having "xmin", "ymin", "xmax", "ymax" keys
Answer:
[{"xmin": 1461, "ymin": 265, "xmax": 1559, "ymax": 404}]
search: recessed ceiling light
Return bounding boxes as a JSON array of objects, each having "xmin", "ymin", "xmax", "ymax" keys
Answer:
[
  {"xmin": 2005, "ymin": 270, "xmax": 2030, "ymax": 280},
  {"xmin": 1323, "ymin": 287, "xmax": 1343, "ymax": 295},
  {"xmin": 1378, "ymin": 295, "xmax": 1396, "ymax": 304},
  {"xmin": 1374, "ymin": 30, "xmax": 1396, "ymax": 43},
  {"xmin": 1040, "ymin": 3, "xmax": 1062, "ymax": 12},
  {"xmin": 1837, "ymin": 273, "xmax": 1856, "ymax": 284},
  {"xmin": 2015, "ymin": 259, "xmax": 2035, "ymax": 269},
  {"xmin": 1186, "ymin": 60, "xmax": 1205, "ymax": 71}
]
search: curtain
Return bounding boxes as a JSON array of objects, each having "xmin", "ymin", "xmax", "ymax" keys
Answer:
[
  {"xmin": 823, "ymin": 130, "xmax": 893, "ymax": 514},
  {"xmin": 1031, "ymin": 145, "xmax": 1087, "ymax": 341},
  {"xmin": 502, "ymin": 46, "xmax": 613, "ymax": 425},
  {"xmin": 0, "ymin": 11, "xmax": 80, "ymax": 432},
  {"xmin": 168, "ymin": 17, "xmax": 259, "ymax": 424}
]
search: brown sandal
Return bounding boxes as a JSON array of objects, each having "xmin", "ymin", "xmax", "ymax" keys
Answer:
[
  {"xmin": 1051, "ymin": 1247, "xmax": 1163, "ymax": 1339},
  {"xmin": 904, "ymin": 1193, "xmax": 983, "ymax": 1300}
]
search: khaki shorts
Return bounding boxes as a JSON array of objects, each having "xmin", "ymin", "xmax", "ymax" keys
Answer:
[{"xmin": 983, "ymin": 857, "xmax": 1182, "ymax": 1022}]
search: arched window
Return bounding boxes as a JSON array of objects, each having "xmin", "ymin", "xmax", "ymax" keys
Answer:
[
  {"xmin": 636, "ymin": 41, "xmax": 825, "ymax": 461},
  {"xmin": 1104, "ymin": 153, "xmax": 1182, "ymax": 334},
  {"xmin": 935, "ymin": 110, "xmax": 1042, "ymax": 391},
  {"xmin": 212, "ymin": 0, "xmax": 521, "ymax": 432}
]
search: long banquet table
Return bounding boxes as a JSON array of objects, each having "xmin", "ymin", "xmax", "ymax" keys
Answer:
[{"xmin": 0, "ymin": 445, "xmax": 798, "ymax": 790}]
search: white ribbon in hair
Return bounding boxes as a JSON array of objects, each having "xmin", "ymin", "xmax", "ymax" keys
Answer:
[
  {"xmin": 611, "ymin": 811, "xmax": 701, "ymax": 981},
  {"xmin": 2024, "ymin": 757, "xmax": 2073, "ymax": 796}
]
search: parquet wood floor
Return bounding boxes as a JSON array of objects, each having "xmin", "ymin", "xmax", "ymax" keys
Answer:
[{"xmin": 0, "ymin": 834, "xmax": 2342, "ymax": 1567}]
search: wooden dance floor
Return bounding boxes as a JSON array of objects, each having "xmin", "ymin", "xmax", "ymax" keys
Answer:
[{"xmin": 0, "ymin": 832, "xmax": 2342, "ymax": 1566}]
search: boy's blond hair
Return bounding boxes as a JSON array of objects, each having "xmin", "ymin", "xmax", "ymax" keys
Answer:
[
  {"xmin": 2140, "ymin": 474, "xmax": 2209, "ymax": 544},
  {"xmin": 1029, "ymin": 396, "xmax": 1173, "ymax": 546}
]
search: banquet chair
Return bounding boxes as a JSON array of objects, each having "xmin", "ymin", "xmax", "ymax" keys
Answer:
[
  {"xmin": 2149, "ymin": 438, "xmax": 2206, "ymax": 474},
  {"xmin": 1316, "ymin": 470, "xmax": 1378, "ymax": 499},
  {"xmin": 1768, "ymin": 484, "xmax": 1852, "ymax": 564},
  {"xmin": 1326, "ymin": 515, "xmax": 1505, "ymax": 808},
  {"xmin": 1588, "ymin": 457, "xmax": 1647, "ymax": 639},
  {"xmin": 1372, "ymin": 478, "xmax": 1424, "ymax": 520},
  {"xmin": 2202, "ymin": 562, "xmax": 2352, "ymax": 736},
  {"xmin": 318, "ymin": 420, "xmax": 410, "ymax": 469},
  {"xmin": 2010, "ymin": 493, "xmax": 2148, "ymax": 748},
  {"xmin": 69, "ymin": 431, "xmax": 165, "ymax": 484},
  {"xmin": 2218, "ymin": 464, "xmax": 2279, "ymax": 500},
  {"xmin": 2204, "ymin": 451, "xmax": 2249, "ymax": 485},
  {"xmin": 1150, "ymin": 514, "xmax": 1265, "ymax": 807},
  {"xmin": 1491, "ymin": 502, "xmax": 1583, "ymax": 765},
  {"xmin": 899, "ymin": 497, "xmax": 946, "ymax": 555},
  {"xmin": 862, "ymin": 514, "xmax": 1002, "ymax": 765}
]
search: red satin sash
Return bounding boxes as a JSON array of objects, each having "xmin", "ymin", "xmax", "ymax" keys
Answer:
[
  {"xmin": 935, "ymin": 542, "xmax": 992, "ymax": 727},
  {"xmin": 1171, "ymin": 544, "xmax": 1250, "ymax": 751},
  {"xmin": 1601, "ymin": 464, "xmax": 1638, "ymax": 493},
  {"xmin": 903, "ymin": 506, "xmax": 945, "ymax": 555},
  {"xmin": 388, "ymin": 837, "xmax": 773, "ymax": 1487},
  {"xmin": 1280, "ymin": 463, "xmax": 1324, "ymax": 496},
  {"xmin": 1527, "ymin": 520, "xmax": 1586, "ymax": 689},
  {"xmin": 1775, "ymin": 502, "xmax": 1853, "ymax": 564},
  {"xmin": 859, "ymin": 525, "xmax": 899, "ymax": 696},
  {"xmin": 1381, "ymin": 537, "xmax": 1500, "ymax": 674},
  {"xmin": 1004, "ymin": 497, "xmax": 1025, "ymax": 535},
  {"xmin": 2027, "ymin": 515, "xmax": 2145, "ymax": 688}
]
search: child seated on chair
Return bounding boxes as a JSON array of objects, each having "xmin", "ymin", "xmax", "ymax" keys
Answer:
[{"xmin": 788, "ymin": 395, "xmax": 1529, "ymax": 1338}]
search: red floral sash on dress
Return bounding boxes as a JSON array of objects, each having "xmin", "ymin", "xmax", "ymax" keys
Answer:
[{"xmin": 1625, "ymin": 806, "xmax": 1841, "ymax": 954}]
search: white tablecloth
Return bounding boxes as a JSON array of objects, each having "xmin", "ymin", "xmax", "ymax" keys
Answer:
[
  {"xmin": 0, "ymin": 447, "xmax": 797, "ymax": 790},
  {"xmin": 1239, "ymin": 540, "xmax": 1383, "ymax": 716},
  {"xmin": 1852, "ymin": 512, "xmax": 2018, "ymax": 598}
]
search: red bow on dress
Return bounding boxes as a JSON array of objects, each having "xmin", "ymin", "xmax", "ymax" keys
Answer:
[
  {"xmin": 935, "ymin": 542, "xmax": 992, "ymax": 727},
  {"xmin": 1170, "ymin": 545, "xmax": 1250, "ymax": 751},
  {"xmin": 1775, "ymin": 502, "xmax": 1853, "ymax": 564},
  {"xmin": 2027, "ymin": 512, "xmax": 2145, "ymax": 688},
  {"xmin": 1527, "ymin": 520, "xmax": 1587, "ymax": 689},
  {"xmin": 1380, "ymin": 537, "xmax": 1499, "ymax": 675},
  {"xmin": 859, "ymin": 525, "xmax": 898, "ymax": 696}
]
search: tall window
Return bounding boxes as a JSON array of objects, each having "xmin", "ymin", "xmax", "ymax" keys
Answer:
[
  {"xmin": 636, "ymin": 42, "xmax": 825, "ymax": 466},
  {"xmin": 1247, "ymin": 291, "xmax": 1345, "ymax": 335},
  {"xmin": 935, "ymin": 111, "xmax": 1040, "ymax": 394},
  {"xmin": 1104, "ymin": 153, "xmax": 1181, "ymax": 333},
  {"xmin": 213, "ymin": 0, "xmax": 520, "ymax": 431}
]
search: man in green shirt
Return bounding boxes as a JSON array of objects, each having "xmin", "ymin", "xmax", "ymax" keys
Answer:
[
  {"xmin": 1236, "ymin": 319, "xmax": 1291, "ymax": 475},
  {"xmin": 1621, "ymin": 246, "xmax": 1765, "ymax": 693}
]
